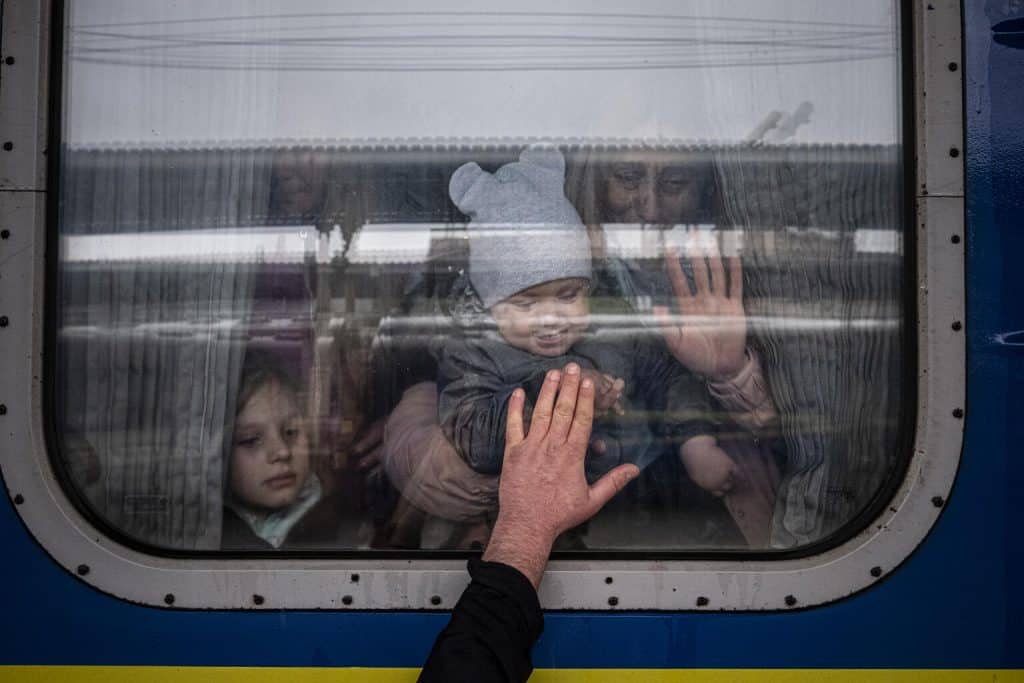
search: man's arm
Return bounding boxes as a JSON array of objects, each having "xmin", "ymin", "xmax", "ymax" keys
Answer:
[{"xmin": 419, "ymin": 364, "xmax": 640, "ymax": 682}]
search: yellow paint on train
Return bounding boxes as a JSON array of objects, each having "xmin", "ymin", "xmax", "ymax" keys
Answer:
[{"xmin": 1, "ymin": 667, "xmax": 1023, "ymax": 681}]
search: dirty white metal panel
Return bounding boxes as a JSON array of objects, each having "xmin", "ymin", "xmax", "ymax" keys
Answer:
[
  {"xmin": 0, "ymin": 1, "xmax": 51, "ymax": 191},
  {"xmin": 918, "ymin": 0, "xmax": 965, "ymax": 198}
]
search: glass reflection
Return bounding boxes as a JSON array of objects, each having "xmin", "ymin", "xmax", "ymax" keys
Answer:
[{"xmin": 56, "ymin": 0, "xmax": 904, "ymax": 552}]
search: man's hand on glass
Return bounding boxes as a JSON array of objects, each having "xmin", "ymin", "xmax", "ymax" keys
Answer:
[{"xmin": 482, "ymin": 363, "xmax": 640, "ymax": 588}]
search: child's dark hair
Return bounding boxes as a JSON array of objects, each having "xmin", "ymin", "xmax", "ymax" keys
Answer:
[{"xmin": 235, "ymin": 348, "xmax": 302, "ymax": 416}]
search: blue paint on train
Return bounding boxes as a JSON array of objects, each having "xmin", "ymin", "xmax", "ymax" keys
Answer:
[
  {"xmin": 0, "ymin": 406, "xmax": 1017, "ymax": 670},
  {"xmin": 970, "ymin": 0, "xmax": 1024, "ymax": 663},
  {"xmin": 2, "ymin": 3, "xmax": 1023, "ymax": 671}
]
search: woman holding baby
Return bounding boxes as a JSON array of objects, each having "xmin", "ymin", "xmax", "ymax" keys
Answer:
[
  {"xmin": 360, "ymin": 146, "xmax": 779, "ymax": 551},
  {"xmin": 218, "ymin": 145, "xmax": 778, "ymax": 551}
]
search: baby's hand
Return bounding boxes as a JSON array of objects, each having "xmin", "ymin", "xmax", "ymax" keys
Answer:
[
  {"xmin": 679, "ymin": 435, "xmax": 738, "ymax": 497},
  {"xmin": 580, "ymin": 369, "xmax": 625, "ymax": 415}
]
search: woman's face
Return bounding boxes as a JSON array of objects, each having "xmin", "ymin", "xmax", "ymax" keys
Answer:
[
  {"xmin": 602, "ymin": 161, "xmax": 702, "ymax": 225},
  {"xmin": 230, "ymin": 380, "xmax": 310, "ymax": 512},
  {"xmin": 269, "ymin": 149, "xmax": 327, "ymax": 220}
]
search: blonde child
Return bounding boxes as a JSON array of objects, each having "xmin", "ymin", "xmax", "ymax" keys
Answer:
[{"xmin": 222, "ymin": 350, "xmax": 341, "ymax": 549}]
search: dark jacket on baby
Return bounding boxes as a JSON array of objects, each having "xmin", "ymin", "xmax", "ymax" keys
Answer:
[{"xmin": 438, "ymin": 331, "xmax": 715, "ymax": 480}]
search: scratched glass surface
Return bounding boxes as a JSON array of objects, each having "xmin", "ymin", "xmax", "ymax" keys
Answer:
[{"xmin": 54, "ymin": 0, "xmax": 904, "ymax": 552}]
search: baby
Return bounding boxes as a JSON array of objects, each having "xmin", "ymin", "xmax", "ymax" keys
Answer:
[
  {"xmin": 438, "ymin": 147, "xmax": 737, "ymax": 496},
  {"xmin": 222, "ymin": 350, "xmax": 337, "ymax": 549}
]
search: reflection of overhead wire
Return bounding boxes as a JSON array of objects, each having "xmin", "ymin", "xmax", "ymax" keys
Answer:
[
  {"xmin": 73, "ymin": 10, "xmax": 892, "ymax": 31},
  {"xmin": 72, "ymin": 23, "xmax": 889, "ymax": 45},
  {"xmin": 73, "ymin": 32, "xmax": 893, "ymax": 51},
  {"xmin": 68, "ymin": 11, "xmax": 897, "ymax": 72},
  {"xmin": 74, "ymin": 55, "xmax": 893, "ymax": 72}
]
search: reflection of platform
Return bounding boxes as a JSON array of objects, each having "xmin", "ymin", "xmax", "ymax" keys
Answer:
[
  {"xmin": 61, "ymin": 224, "xmax": 346, "ymax": 265},
  {"xmin": 347, "ymin": 223, "xmax": 438, "ymax": 264},
  {"xmin": 59, "ymin": 222, "xmax": 902, "ymax": 269},
  {"xmin": 343, "ymin": 221, "xmax": 903, "ymax": 267}
]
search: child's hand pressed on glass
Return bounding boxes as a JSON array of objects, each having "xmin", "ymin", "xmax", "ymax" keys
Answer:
[{"xmin": 579, "ymin": 368, "xmax": 625, "ymax": 416}]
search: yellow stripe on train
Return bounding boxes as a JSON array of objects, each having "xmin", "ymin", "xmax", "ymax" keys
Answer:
[{"xmin": 1, "ymin": 667, "xmax": 1022, "ymax": 681}]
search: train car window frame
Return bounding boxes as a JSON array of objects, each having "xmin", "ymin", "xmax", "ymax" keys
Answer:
[{"xmin": 0, "ymin": 0, "xmax": 964, "ymax": 610}]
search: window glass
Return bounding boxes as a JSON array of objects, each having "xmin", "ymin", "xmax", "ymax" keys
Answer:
[{"xmin": 56, "ymin": 0, "xmax": 904, "ymax": 552}]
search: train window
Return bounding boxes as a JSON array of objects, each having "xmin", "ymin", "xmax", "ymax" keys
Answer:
[
  {"xmin": 0, "ymin": 0, "xmax": 963, "ymax": 608},
  {"xmin": 53, "ymin": 0, "xmax": 906, "ymax": 554}
]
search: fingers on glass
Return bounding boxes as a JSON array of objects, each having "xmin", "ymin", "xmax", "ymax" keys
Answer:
[
  {"xmin": 671, "ymin": 231, "xmax": 741, "ymax": 297},
  {"xmin": 588, "ymin": 463, "xmax": 638, "ymax": 511},
  {"xmin": 550, "ymin": 363, "xmax": 582, "ymax": 441},
  {"xmin": 567, "ymin": 374, "xmax": 595, "ymax": 449},
  {"xmin": 506, "ymin": 387, "xmax": 526, "ymax": 444},
  {"xmin": 709, "ymin": 246, "xmax": 726, "ymax": 294},
  {"xmin": 690, "ymin": 250, "xmax": 711, "ymax": 294},
  {"xmin": 728, "ymin": 256, "xmax": 743, "ymax": 300},
  {"xmin": 528, "ymin": 369, "xmax": 561, "ymax": 438},
  {"xmin": 664, "ymin": 247, "xmax": 691, "ymax": 300}
]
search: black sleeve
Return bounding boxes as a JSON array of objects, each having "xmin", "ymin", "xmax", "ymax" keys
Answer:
[{"xmin": 418, "ymin": 558, "xmax": 544, "ymax": 683}]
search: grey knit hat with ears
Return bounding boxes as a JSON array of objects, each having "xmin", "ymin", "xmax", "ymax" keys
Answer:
[{"xmin": 449, "ymin": 146, "xmax": 592, "ymax": 309}]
